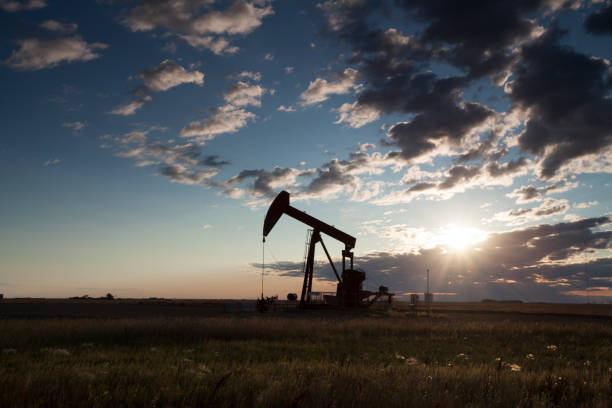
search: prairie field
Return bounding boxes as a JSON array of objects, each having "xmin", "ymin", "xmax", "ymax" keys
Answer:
[{"xmin": 1, "ymin": 302, "xmax": 612, "ymax": 407}]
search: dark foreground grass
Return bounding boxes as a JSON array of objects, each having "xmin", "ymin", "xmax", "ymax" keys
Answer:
[{"xmin": 1, "ymin": 314, "xmax": 611, "ymax": 407}]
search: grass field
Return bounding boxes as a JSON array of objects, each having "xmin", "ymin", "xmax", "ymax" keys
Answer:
[{"xmin": 1, "ymin": 303, "xmax": 612, "ymax": 407}]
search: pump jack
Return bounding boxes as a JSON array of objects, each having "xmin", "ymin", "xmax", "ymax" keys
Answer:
[{"xmin": 263, "ymin": 191, "xmax": 393, "ymax": 308}]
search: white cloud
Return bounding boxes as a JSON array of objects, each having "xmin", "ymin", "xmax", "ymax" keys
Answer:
[
  {"xmin": 236, "ymin": 71, "xmax": 262, "ymax": 81},
  {"xmin": 491, "ymin": 198, "xmax": 570, "ymax": 225},
  {"xmin": 277, "ymin": 105, "xmax": 296, "ymax": 112},
  {"xmin": 264, "ymin": 53, "xmax": 273, "ymax": 60},
  {"xmin": 223, "ymin": 81, "xmax": 266, "ymax": 107},
  {"xmin": 40, "ymin": 20, "xmax": 77, "ymax": 34},
  {"xmin": 62, "ymin": 121, "xmax": 86, "ymax": 131},
  {"xmin": 5, "ymin": 36, "xmax": 107, "ymax": 71},
  {"xmin": 123, "ymin": 0, "xmax": 273, "ymax": 53},
  {"xmin": 300, "ymin": 68, "xmax": 359, "ymax": 105},
  {"xmin": 110, "ymin": 96, "xmax": 151, "ymax": 116},
  {"xmin": 0, "ymin": 0, "xmax": 45, "ymax": 12},
  {"xmin": 180, "ymin": 104, "xmax": 255, "ymax": 141},
  {"xmin": 110, "ymin": 61, "xmax": 202, "ymax": 116},
  {"xmin": 284, "ymin": 66, "xmax": 294, "ymax": 74},
  {"xmin": 574, "ymin": 201, "xmax": 598, "ymax": 209},
  {"xmin": 191, "ymin": 1, "xmax": 274, "ymax": 35},
  {"xmin": 139, "ymin": 60, "xmax": 204, "ymax": 92},
  {"xmin": 180, "ymin": 35, "xmax": 239, "ymax": 55},
  {"xmin": 202, "ymin": 224, "xmax": 212, "ymax": 229},
  {"xmin": 43, "ymin": 158, "xmax": 60, "ymax": 166},
  {"xmin": 335, "ymin": 101, "xmax": 380, "ymax": 128}
]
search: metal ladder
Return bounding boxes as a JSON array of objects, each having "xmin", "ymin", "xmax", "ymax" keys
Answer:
[{"xmin": 301, "ymin": 229, "xmax": 313, "ymax": 278}]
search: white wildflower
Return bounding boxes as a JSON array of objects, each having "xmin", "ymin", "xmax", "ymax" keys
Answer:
[
  {"xmin": 394, "ymin": 353, "xmax": 406, "ymax": 361},
  {"xmin": 406, "ymin": 357, "xmax": 420, "ymax": 366},
  {"xmin": 546, "ymin": 345, "xmax": 558, "ymax": 351},
  {"xmin": 508, "ymin": 363, "xmax": 521, "ymax": 372}
]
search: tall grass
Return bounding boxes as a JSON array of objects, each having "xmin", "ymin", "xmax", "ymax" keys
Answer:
[{"xmin": 1, "ymin": 316, "xmax": 611, "ymax": 407}]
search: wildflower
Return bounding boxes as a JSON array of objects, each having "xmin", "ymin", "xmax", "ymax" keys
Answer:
[
  {"xmin": 526, "ymin": 353, "xmax": 535, "ymax": 360},
  {"xmin": 584, "ymin": 360, "xmax": 591, "ymax": 367},
  {"xmin": 508, "ymin": 363, "xmax": 521, "ymax": 372},
  {"xmin": 53, "ymin": 348, "xmax": 71, "ymax": 356},
  {"xmin": 494, "ymin": 357, "xmax": 502, "ymax": 362},
  {"xmin": 546, "ymin": 345, "xmax": 558, "ymax": 351},
  {"xmin": 2, "ymin": 348, "xmax": 17, "ymax": 354},
  {"xmin": 198, "ymin": 364, "xmax": 211, "ymax": 374},
  {"xmin": 406, "ymin": 357, "xmax": 420, "ymax": 366},
  {"xmin": 394, "ymin": 353, "xmax": 406, "ymax": 361},
  {"xmin": 456, "ymin": 353, "xmax": 468, "ymax": 360}
]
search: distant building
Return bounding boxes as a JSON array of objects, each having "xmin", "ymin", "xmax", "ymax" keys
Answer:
[
  {"xmin": 410, "ymin": 294, "xmax": 419, "ymax": 305},
  {"xmin": 0, "ymin": 293, "xmax": 3, "ymax": 299},
  {"xmin": 424, "ymin": 293, "xmax": 433, "ymax": 303}
]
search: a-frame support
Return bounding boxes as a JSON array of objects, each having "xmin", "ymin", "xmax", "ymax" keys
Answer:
[{"xmin": 299, "ymin": 230, "xmax": 348, "ymax": 307}]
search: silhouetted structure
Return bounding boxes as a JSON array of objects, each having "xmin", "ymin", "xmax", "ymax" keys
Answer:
[{"xmin": 263, "ymin": 190, "xmax": 393, "ymax": 308}]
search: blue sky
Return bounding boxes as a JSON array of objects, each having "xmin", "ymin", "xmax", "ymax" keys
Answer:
[{"xmin": 1, "ymin": 0, "xmax": 612, "ymax": 301}]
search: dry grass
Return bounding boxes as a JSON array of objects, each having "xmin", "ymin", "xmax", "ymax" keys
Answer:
[{"xmin": 1, "ymin": 315, "xmax": 611, "ymax": 407}]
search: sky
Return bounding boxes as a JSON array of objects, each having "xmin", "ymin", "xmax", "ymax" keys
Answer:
[{"xmin": 1, "ymin": 0, "xmax": 612, "ymax": 302}]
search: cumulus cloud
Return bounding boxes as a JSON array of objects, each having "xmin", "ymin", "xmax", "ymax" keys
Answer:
[
  {"xmin": 492, "ymin": 198, "xmax": 570, "ymax": 225},
  {"xmin": 374, "ymin": 158, "xmax": 528, "ymax": 205},
  {"xmin": 585, "ymin": 2, "xmax": 612, "ymax": 35},
  {"xmin": 221, "ymin": 166, "xmax": 313, "ymax": 198},
  {"xmin": 62, "ymin": 121, "xmax": 86, "ymax": 131},
  {"xmin": 0, "ymin": 0, "xmax": 45, "ymax": 12},
  {"xmin": 312, "ymin": 0, "xmax": 612, "ymax": 193},
  {"xmin": 107, "ymin": 127, "xmax": 229, "ymax": 187},
  {"xmin": 300, "ymin": 68, "xmax": 359, "ymax": 105},
  {"xmin": 277, "ymin": 105, "xmax": 295, "ymax": 112},
  {"xmin": 40, "ymin": 20, "xmax": 77, "ymax": 34},
  {"xmin": 300, "ymin": 151, "xmax": 390, "ymax": 201},
  {"xmin": 5, "ymin": 36, "xmax": 107, "ymax": 71},
  {"xmin": 110, "ymin": 60, "xmax": 203, "ymax": 116},
  {"xmin": 236, "ymin": 71, "xmax": 262, "ymax": 81},
  {"xmin": 507, "ymin": 27, "xmax": 612, "ymax": 178},
  {"xmin": 574, "ymin": 200, "xmax": 598, "ymax": 209},
  {"xmin": 43, "ymin": 158, "xmax": 60, "ymax": 166},
  {"xmin": 179, "ymin": 78, "xmax": 265, "ymax": 141},
  {"xmin": 179, "ymin": 34, "xmax": 239, "ymax": 55},
  {"xmin": 109, "ymin": 97, "xmax": 151, "ymax": 116},
  {"xmin": 507, "ymin": 181, "xmax": 578, "ymax": 203},
  {"xmin": 122, "ymin": 0, "xmax": 273, "ymax": 53},
  {"xmin": 139, "ymin": 59, "xmax": 204, "ymax": 92},
  {"xmin": 335, "ymin": 101, "xmax": 380, "ymax": 128},
  {"xmin": 223, "ymin": 81, "xmax": 266, "ymax": 107},
  {"xmin": 180, "ymin": 104, "xmax": 255, "ymax": 140}
]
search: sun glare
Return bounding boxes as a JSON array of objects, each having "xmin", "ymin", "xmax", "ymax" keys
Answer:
[{"xmin": 442, "ymin": 224, "xmax": 488, "ymax": 251}]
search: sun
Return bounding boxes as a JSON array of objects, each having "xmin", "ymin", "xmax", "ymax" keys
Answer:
[{"xmin": 441, "ymin": 224, "xmax": 488, "ymax": 251}]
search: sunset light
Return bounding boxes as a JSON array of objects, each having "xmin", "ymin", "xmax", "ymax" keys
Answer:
[{"xmin": 441, "ymin": 225, "xmax": 489, "ymax": 251}]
